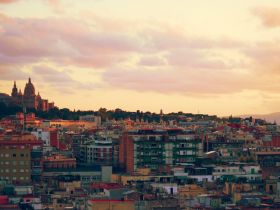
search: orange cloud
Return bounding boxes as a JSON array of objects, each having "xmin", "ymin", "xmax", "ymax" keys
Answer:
[
  {"xmin": 253, "ymin": 7, "xmax": 280, "ymax": 27},
  {"xmin": 0, "ymin": 0, "xmax": 17, "ymax": 3}
]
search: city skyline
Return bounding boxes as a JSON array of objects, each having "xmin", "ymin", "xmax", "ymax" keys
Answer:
[{"xmin": 1, "ymin": 0, "xmax": 280, "ymax": 116}]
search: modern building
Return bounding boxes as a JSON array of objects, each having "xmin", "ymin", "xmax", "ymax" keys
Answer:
[
  {"xmin": 78, "ymin": 138, "xmax": 113, "ymax": 166},
  {"xmin": 119, "ymin": 129, "xmax": 203, "ymax": 173},
  {"xmin": 42, "ymin": 165, "xmax": 112, "ymax": 186}
]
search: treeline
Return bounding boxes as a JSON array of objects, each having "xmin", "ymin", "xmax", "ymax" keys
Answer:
[
  {"xmin": 36, "ymin": 107, "xmax": 165, "ymax": 122},
  {"xmin": 0, "ymin": 102, "xmax": 218, "ymax": 123},
  {"xmin": 0, "ymin": 102, "xmax": 22, "ymax": 119}
]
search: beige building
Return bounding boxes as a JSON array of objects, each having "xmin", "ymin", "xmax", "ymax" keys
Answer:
[
  {"xmin": 178, "ymin": 184, "xmax": 206, "ymax": 198},
  {"xmin": 87, "ymin": 200, "xmax": 135, "ymax": 210},
  {"xmin": 0, "ymin": 146, "xmax": 31, "ymax": 183}
]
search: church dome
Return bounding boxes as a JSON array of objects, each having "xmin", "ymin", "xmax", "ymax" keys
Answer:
[{"xmin": 24, "ymin": 78, "xmax": 35, "ymax": 97}]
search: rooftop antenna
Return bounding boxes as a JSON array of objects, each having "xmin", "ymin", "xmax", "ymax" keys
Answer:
[{"xmin": 23, "ymin": 106, "xmax": 27, "ymax": 132}]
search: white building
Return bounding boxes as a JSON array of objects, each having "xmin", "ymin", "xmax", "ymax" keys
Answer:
[
  {"xmin": 213, "ymin": 164, "xmax": 262, "ymax": 181},
  {"xmin": 32, "ymin": 129, "xmax": 50, "ymax": 147},
  {"xmin": 79, "ymin": 138, "xmax": 113, "ymax": 166}
]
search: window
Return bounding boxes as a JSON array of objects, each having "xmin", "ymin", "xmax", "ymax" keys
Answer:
[
  {"xmin": 20, "ymin": 154, "xmax": 24, "ymax": 157},
  {"xmin": 187, "ymin": 150, "xmax": 193, "ymax": 155},
  {"xmin": 187, "ymin": 143, "xmax": 193, "ymax": 147},
  {"xmin": 5, "ymin": 154, "xmax": 9, "ymax": 157},
  {"xmin": 12, "ymin": 169, "xmax": 17, "ymax": 173},
  {"xmin": 13, "ymin": 154, "xmax": 16, "ymax": 157}
]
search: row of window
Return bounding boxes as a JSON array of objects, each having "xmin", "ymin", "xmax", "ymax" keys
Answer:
[
  {"xmin": 214, "ymin": 168, "xmax": 239, "ymax": 173},
  {"xmin": 81, "ymin": 176, "xmax": 101, "ymax": 182},
  {"xmin": 0, "ymin": 169, "xmax": 29, "ymax": 173},
  {"xmin": 86, "ymin": 148, "xmax": 112, "ymax": 151},
  {"xmin": 0, "ymin": 161, "xmax": 29, "ymax": 165},
  {"xmin": 0, "ymin": 153, "xmax": 28, "ymax": 158},
  {"xmin": 137, "ymin": 144, "xmax": 197, "ymax": 149},
  {"xmin": 0, "ymin": 176, "xmax": 29, "ymax": 181}
]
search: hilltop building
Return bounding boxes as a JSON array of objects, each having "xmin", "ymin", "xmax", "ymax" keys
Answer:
[{"xmin": 1, "ymin": 78, "xmax": 55, "ymax": 111}]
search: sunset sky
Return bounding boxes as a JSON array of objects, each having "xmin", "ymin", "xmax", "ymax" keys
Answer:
[{"xmin": 1, "ymin": 0, "xmax": 280, "ymax": 116}]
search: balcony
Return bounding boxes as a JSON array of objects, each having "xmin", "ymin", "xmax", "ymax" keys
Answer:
[{"xmin": 32, "ymin": 168, "xmax": 42, "ymax": 175}]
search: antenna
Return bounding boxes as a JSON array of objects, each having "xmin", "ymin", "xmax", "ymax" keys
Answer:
[{"xmin": 23, "ymin": 106, "xmax": 26, "ymax": 132}]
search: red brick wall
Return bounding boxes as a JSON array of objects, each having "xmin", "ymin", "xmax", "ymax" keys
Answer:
[
  {"xmin": 50, "ymin": 130, "xmax": 58, "ymax": 148},
  {"xmin": 263, "ymin": 135, "xmax": 280, "ymax": 147},
  {"xmin": 119, "ymin": 133, "xmax": 134, "ymax": 173}
]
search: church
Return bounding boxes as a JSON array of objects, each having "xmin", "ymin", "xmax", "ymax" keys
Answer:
[{"xmin": 10, "ymin": 78, "xmax": 54, "ymax": 111}]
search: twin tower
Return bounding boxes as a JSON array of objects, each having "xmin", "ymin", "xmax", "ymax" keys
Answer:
[{"xmin": 11, "ymin": 78, "xmax": 54, "ymax": 111}]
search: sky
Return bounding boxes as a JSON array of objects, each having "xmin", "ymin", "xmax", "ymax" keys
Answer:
[{"xmin": 1, "ymin": 0, "xmax": 280, "ymax": 116}]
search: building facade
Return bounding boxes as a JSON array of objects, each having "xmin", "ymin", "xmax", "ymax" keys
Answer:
[{"xmin": 0, "ymin": 145, "xmax": 31, "ymax": 183}]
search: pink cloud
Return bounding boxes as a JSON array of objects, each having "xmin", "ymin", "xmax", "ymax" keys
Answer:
[
  {"xmin": 166, "ymin": 49, "xmax": 234, "ymax": 69},
  {"xmin": 1, "ymin": 12, "xmax": 280, "ymax": 96},
  {"xmin": 103, "ymin": 67, "xmax": 254, "ymax": 95},
  {"xmin": 141, "ymin": 27, "xmax": 245, "ymax": 52},
  {"xmin": 31, "ymin": 65, "xmax": 98, "ymax": 93},
  {"xmin": 245, "ymin": 41, "xmax": 280, "ymax": 74},
  {"xmin": 0, "ymin": 64, "xmax": 27, "ymax": 80},
  {"xmin": 138, "ymin": 56, "xmax": 166, "ymax": 66},
  {"xmin": 0, "ymin": 15, "xmax": 140, "ymax": 68}
]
